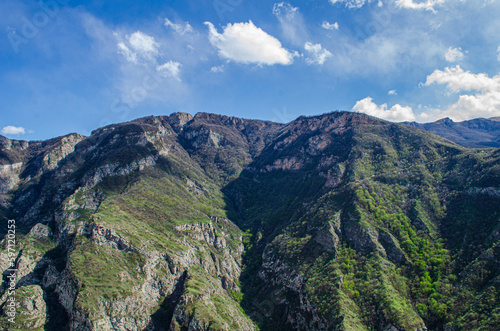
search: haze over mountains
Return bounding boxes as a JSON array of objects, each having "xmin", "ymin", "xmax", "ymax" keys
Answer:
[
  {"xmin": 404, "ymin": 117, "xmax": 500, "ymax": 149},
  {"xmin": 0, "ymin": 111, "xmax": 499, "ymax": 330}
]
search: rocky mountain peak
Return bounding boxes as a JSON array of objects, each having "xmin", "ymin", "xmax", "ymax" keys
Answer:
[
  {"xmin": 0, "ymin": 111, "xmax": 499, "ymax": 331},
  {"xmin": 434, "ymin": 117, "xmax": 454, "ymax": 125},
  {"xmin": 165, "ymin": 112, "xmax": 194, "ymax": 133}
]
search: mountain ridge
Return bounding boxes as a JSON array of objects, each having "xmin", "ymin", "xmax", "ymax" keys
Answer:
[
  {"xmin": 4, "ymin": 111, "xmax": 500, "ymax": 151},
  {"xmin": 403, "ymin": 116, "xmax": 500, "ymax": 148},
  {"xmin": 0, "ymin": 111, "xmax": 499, "ymax": 330}
]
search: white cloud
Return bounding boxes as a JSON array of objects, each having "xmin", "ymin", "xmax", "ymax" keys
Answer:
[
  {"xmin": 273, "ymin": 2, "xmax": 298, "ymax": 16},
  {"xmin": 352, "ymin": 97, "xmax": 417, "ymax": 122},
  {"xmin": 322, "ymin": 21, "xmax": 339, "ymax": 31},
  {"xmin": 273, "ymin": 2, "xmax": 308, "ymax": 45},
  {"xmin": 211, "ymin": 65, "xmax": 225, "ymax": 73},
  {"xmin": 205, "ymin": 21, "xmax": 294, "ymax": 65},
  {"xmin": 424, "ymin": 66, "xmax": 500, "ymax": 121},
  {"xmin": 304, "ymin": 42, "xmax": 333, "ymax": 65},
  {"xmin": 497, "ymin": 45, "xmax": 500, "ymax": 61},
  {"xmin": 329, "ymin": 23, "xmax": 446, "ymax": 77},
  {"xmin": 1, "ymin": 126, "xmax": 27, "ymax": 135},
  {"xmin": 388, "ymin": 89, "xmax": 397, "ymax": 95},
  {"xmin": 425, "ymin": 65, "xmax": 497, "ymax": 93},
  {"xmin": 117, "ymin": 42, "xmax": 138, "ymax": 64},
  {"xmin": 117, "ymin": 31, "xmax": 159, "ymax": 63},
  {"xmin": 329, "ymin": 0, "xmax": 376, "ymax": 9},
  {"xmin": 395, "ymin": 0, "xmax": 445, "ymax": 12},
  {"xmin": 164, "ymin": 18, "xmax": 193, "ymax": 35},
  {"xmin": 157, "ymin": 61, "xmax": 182, "ymax": 81},
  {"xmin": 445, "ymin": 47, "xmax": 464, "ymax": 62},
  {"xmin": 77, "ymin": 13, "xmax": 190, "ymax": 121},
  {"xmin": 128, "ymin": 31, "xmax": 159, "ymax": 59}
]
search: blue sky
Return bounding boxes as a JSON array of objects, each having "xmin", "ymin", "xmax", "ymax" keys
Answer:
[{"xmin": 1, "ymin": 0, "xmax": 500, "ymax": 140}]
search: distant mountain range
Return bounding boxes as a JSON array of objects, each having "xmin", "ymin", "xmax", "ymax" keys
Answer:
[{"xmin": 404, "ymin": 117, "xmax": 500, "ymax": 148}]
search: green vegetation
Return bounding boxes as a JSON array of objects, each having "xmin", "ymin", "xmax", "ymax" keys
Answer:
[
  {"xmin": 70, "ymin": 237, "xmax": 145, "ymax": 315},
  {"xmin": 0, "ymin": 285, "xmax": 45, "ymax": 331},
  {"xmin": 2, "ymin": 112, "xmax": 499, "ymax": 330},
  {"xmin": 231, "ymin": 119, "xmax": 500, "ymax": 330}
]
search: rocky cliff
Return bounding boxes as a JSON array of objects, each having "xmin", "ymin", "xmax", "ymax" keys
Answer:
[{"xmin": 0, "ymin": 111, "xmax": 499, "ymax": 330}]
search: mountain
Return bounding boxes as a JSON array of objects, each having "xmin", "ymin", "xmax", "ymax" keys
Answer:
[
  {"xmin": 404, "ymin": 117, "xmax": 500, "ymax": 148},
  {"xmin": 0, "ymin": 111, "xmax": 499, "ymax": 331}
]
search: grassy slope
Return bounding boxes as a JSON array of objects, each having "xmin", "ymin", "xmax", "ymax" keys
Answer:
[
  {"xmin": 66, "ymin": 154, "xmax": 253, "ymax": 328},
  {"xmin": 228, "ymin": 120, "xmax": 500, "ymax": 330},
  {"xmin": 1, "ymin": 113, "xmax": 499, "ymax": 330}
]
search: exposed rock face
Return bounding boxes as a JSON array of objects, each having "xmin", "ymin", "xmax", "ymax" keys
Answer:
[
  {"xmin": 378, "ymin": 231, "xmax": 408, "ymax": 265},
  {"xmin": 0, "ymin": 162, "xmax": 23, "ymax": 209},
  {"xmin": 0, "ymin": 285, "xmax": 47, "ymax": 329},
  {"xmin": 257, "ymin": 249, "xmax": 328, "ymax": 330},
  {"xmin": 29, "ymin": 223, "xmax": 53, "ymax": 238},
  {"xmin": 314, "ymin": 220, "xmax": 340, "ymax": 256},
  {"xmin": 0, "ymin": 111, "xmax": 499, "ymax": 331},
  {"xmin": 41, "ymin": 134, "xmax": 86, "ymax": 171},
  {"xmin": 82, "ymin": 155, "xmax": 158, "ymax": 190},
  {"xmin": 0, "ymin": 163, "xmax": 23, "ymax": 192}
]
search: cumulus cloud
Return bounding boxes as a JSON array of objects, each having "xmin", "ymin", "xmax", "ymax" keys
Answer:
[
  {"xmin": 157, "ymin": 61, "xmax": 182, "ymax": 81},
  {"xmin": 273, "ymin": 2, "xmax": 299, "ymax": 21},
  {"xmin": 329, "ymin": 0, "xmax": 376, "ymax": 9},
  {"xmin": 497, "ymin": 46, "xmax": 500, "ymax": 61},
  {"xmin": 304, "ymin": 42, "xmax": 333, "ymax": 65},
  {"xmin": 1, "ymin": 126, "xmax": 27, "ymax": 135},
  {"xmin": 273, "ymin": 2, "xmax": 308, "ymax": 45},
  {"xmin": 322, "ymin": 21, "xmax": 339, "ymax": 31},
  {"xmin": 117, "ymin": 31, "xmax": 159, "ymax": 63},
  {"xmin": 396, "ymin": 0, "xmax": 445, "ymax": 12},
  {"xmin": 112, "ymin": 27, "xmax": 186, "ymax": 112},
  {"xmin": 116, "ymin": 31, "xmax": 183, "ymax": 80},
  {"xmin": 128, "ymin": 31, "xmax": 159, "ymax": 58},
  {"xmin": 352, "ymin": 97, "xmax": 417, "ymax": 122},
  {"xmin": 445, "ymin": 47, "xmax": 464, "ymax": 62},
  {"xmin": 388, "ymin": 89, "xmax": 397, "ymax": 95},
  {"xmin": 425, "ymin": 65, "xmax": 498, "ymax": 93},
  {"xmin": 164, "ymin": 18, "xmax": 193, "ymax": 35},
  {"xmin": 205, "ymin": 21, "xmax": 294, "ymax": 65},
  {"xmin": 424, "ymin": 66, "xmax": 500, "ymax": 121}
]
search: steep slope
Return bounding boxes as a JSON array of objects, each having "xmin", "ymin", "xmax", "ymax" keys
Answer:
[
  {"xmin": 0, "ymin": 133, "xmax": 85, "ymax": 221},
  {"xmin": 0, "ymin": 111, "xmax": 499, "ymax": 330},
  {"xmin": 0, "ymin": 113, "xmax": 276, "ymax": 330},
  {"xmin": 405, "ymin": 117, "xmax": 500, "ymax": 148},
  {"xmin": 228, "ymin": 114, "xmax": 500, "ymax": 330}
]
